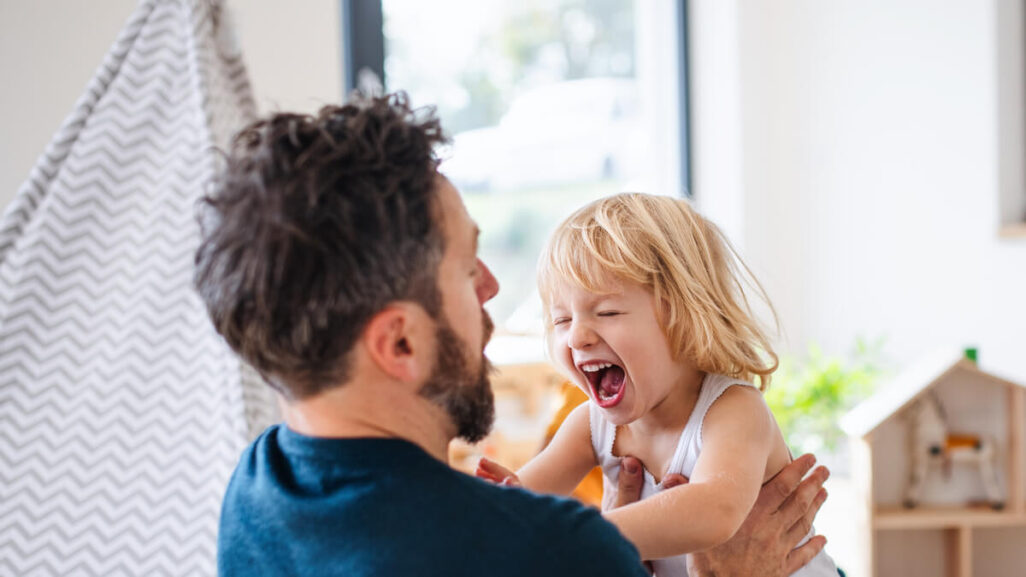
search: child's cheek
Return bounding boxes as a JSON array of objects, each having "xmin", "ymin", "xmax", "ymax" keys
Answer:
[{"xmin": 548, "ymin": 332, "xmax": 571, "ymax": 370}]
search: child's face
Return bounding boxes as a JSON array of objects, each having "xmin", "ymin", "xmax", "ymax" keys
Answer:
[{"xmin": 547, "ymin": 277, "xmax": 686, "ymax": 426}]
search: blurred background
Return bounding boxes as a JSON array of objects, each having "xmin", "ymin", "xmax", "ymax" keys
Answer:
[{"xmin": 2, "ymin": 1, "xmax": 1025, "ymax": 575}]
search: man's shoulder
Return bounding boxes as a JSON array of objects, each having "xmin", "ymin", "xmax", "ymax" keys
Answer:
[
  {"xmin": 461, "ymin": 481, "xmax": 645, "ymax": 575},
  {"xmin": 219, "ymin": 428, "xmax": 645, "ymax": 576},
  {"xmin": 222, "ymin": 424, "xmax": 281, "ymax": 487}
]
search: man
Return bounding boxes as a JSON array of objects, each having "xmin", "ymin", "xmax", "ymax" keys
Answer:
[{"xmin": 196, "ymin": 93, "xmax": 828, "ymax": 576}]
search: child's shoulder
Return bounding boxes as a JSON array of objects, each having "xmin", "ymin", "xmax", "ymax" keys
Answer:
[
  {"xmin": 701, "ymin": 375, "xmax": 791, "ymax": 481},
  {"xmin": 698, "ymin": 374, "xmax": 763, "ymax": 414},
  {"xmin": 701, "ymin": 375, "xmax": 773, "ymax": 433},
  {"xmin": 706, "ymin": 375, "xmax": 767, "ymax": 409},
  {"xmin": 703, "ymin": 372, "xmax": 758, "ymax": 393}
]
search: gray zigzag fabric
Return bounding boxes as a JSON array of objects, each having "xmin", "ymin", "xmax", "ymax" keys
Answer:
[{"xmin": 0, "ymin": 1, "xmax": 279, "ymax": 574}]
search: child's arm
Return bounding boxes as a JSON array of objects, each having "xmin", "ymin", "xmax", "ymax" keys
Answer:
[
  {"xmin": 477, "ymin": 402, "xmax": 598, "ymax": 496},
  {"xmin": 603, "ymin": 385, "xmax": 775, "ymax": 559}
]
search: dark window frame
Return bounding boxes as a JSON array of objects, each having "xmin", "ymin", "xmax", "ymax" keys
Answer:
[
  {"xmin": 340, "ymin": 0, "xmax": 384, "ymax": 96},
  {"xmin": 342, "ymin": 0, "xmax": 691, "ymax": 195}
]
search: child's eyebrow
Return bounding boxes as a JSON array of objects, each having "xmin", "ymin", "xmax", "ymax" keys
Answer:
[
  {"xmin": 582, "ymin": 292, "xmax": 623, "ymax": 308},
  {"xmin": 548, "ymin": 289, "xmax": 623, "ymax": 310}
]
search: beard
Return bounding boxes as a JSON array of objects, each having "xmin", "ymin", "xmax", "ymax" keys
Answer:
[{"xmin": 418, "ymin": 311, "xmax": 496, "ymax": 444}]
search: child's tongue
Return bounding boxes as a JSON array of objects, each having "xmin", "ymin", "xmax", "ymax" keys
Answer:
[{"xmin": 599, "ymin": 365, "xmax": 625, "ymax": 398}]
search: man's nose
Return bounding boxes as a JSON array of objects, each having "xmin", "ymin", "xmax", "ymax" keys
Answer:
[
  {"xmin": 476, "ymin": 258, "xmax": 499, "ymax": 304},
  {"xmin": 567, "ymin": 319, "xmax": 597, "ymax": 350}
]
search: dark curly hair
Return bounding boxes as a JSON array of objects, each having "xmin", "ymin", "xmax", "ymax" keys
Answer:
[{"xmin": 194, "ymin": 93, "xmax": 448, "ymax": 399}]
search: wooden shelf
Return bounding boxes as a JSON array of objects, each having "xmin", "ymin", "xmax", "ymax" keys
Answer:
[
  {"xmin": 874, "ymin": 507, "xmax": 1026, "ymax": 530},
  {"xmin": 999, "ymin": 223, "xmax": 1026, "ymax": 238}
]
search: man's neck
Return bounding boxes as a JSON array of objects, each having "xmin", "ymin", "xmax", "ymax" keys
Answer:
[{"xmin": 279, "ymin": 380, "xmax": 456, "ymax": 464}]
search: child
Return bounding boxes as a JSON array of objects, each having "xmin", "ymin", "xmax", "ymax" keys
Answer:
[{"xmin": 476, "ymin": 193, "xmax": 836, "ymax": 576}]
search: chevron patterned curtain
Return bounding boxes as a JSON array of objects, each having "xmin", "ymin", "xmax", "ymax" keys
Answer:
[{"xmin": 0, "ymin": 1, "xmax": 280, "ymax": 574}]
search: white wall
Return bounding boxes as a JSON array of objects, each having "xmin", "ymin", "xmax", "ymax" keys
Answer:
[
  {"xmin": 693, "ymin": 0, "xmax": 1026, "ymax": 383},
  {"xmin": 230, "ymin": 0, "xmax": 343, "ymax": 114},
  {"xmin": 0, "ymin": 0, "xmax": 342, "ymax": 213}
]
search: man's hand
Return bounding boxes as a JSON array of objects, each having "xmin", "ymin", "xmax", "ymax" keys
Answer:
[
  {"xmin": 613, "ymin": 457, "xmax": 689, "ymax": 575},
  {"xmin": 613, "ymin": 454, "xmax": 829, "ymax": 577},
  {"xmin": 611, "ymin": 456, "xmax": 646, "ymax": 508},
  {"xmin": 687, "ymin": 454, "xmax": 829, "ymax": 576}
]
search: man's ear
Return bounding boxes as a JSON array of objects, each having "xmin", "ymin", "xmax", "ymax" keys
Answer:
[{"xmin": 361, "ymin": 304, "xmax": 434, "ymax": 384}]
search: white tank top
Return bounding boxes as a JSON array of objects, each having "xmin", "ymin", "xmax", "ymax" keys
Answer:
[{"xmin": 589, "ymin": 373, "xmax": 838, "ymax": 577}]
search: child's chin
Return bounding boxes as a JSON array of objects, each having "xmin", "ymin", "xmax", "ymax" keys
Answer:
[{"xmin": 599, "ymin": 404, "xmax": 634, "ymax": 426}]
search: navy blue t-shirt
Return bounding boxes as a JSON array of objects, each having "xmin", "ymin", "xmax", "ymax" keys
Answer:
[{"xmin": 218, "ymin": 425, "xmax": 646, "ymax": 576}]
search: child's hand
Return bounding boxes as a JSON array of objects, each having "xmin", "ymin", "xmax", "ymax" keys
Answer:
[{"xmin": 475, "ymin": 457, "xmax": 522, "ymax": 487}]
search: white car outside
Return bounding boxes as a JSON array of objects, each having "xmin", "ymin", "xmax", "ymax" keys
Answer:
[{"xmin": 443, "ymin": 77, "xmax": 643, "ymax": 191}]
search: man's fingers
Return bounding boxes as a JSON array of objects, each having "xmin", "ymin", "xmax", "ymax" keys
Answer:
[
  {"xmin": 776, "ymin": 465, "xmax": 829, "ymax": 531},
  {"xmin": 784, "ymin": 535, "xmax": 827, "ymax": 574},
  {"xmin": 661, "ymin": 473, "xmax": 689, "ymax": 490},
  {"xmin": 613, "ymin": 456, "xmax": 645, "ymax": 508},
  {"xmin": 785, "ymin": 487, "xmax": 828, "ymax": 546},
  {"xmin": 757, "ymin": 454, "xmax": 818, "ymax": 512}
]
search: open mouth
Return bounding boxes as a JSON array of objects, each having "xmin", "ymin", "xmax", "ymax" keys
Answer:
[{"xmin": 580, "ymin": 362, "xmax": 627, "ymax": 408}]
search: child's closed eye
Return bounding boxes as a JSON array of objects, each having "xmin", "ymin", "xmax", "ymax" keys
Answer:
[
  {"xmin": 553, "ymin": 317, "xmax": 571, "ymax": 326},
  {"xmin": 597, "ymin": 311, "xmax": 622, "ymax": 317}
]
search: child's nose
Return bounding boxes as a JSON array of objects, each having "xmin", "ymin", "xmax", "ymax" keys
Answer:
[{"xmin": 567, "ymin": 320, "xmax": 597, "ymax": 350}]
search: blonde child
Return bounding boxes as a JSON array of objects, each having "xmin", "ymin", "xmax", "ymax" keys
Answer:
[{"xmin": 476, "ymin": 193, "xmax": 836, "ymax": 576}]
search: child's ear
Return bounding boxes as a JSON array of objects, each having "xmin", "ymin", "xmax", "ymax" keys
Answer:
[{"xmin": 361, "ymin": 304, "xmax": 434, "ymax": 384}]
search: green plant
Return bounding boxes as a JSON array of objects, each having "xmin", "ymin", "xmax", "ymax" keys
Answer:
[{"xmin": 765, "ymin": 338, "xmax": 887, "ymax": 455}]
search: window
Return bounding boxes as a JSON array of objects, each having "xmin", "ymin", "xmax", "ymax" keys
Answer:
[{"xmin": 343, "ymin": 0, "xmax": 690, "ymax": 349}]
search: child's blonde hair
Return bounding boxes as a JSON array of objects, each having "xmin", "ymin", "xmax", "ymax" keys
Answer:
[{"xmin": 538, "ymin": 193, "xmax": 779, "ymax": 390}]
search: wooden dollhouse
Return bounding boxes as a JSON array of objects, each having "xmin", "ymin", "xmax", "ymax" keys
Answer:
[{"xmin": 841, "ymin": 350, "xmax": 1026, "ymax": 577}]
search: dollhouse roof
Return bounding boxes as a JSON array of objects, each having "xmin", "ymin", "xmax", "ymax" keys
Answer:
[{"xmin": 840, "ymin": 349, "xmax": 1023, "ymax": 439}]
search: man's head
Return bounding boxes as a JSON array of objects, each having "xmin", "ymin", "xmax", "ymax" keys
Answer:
[{"xmin": 194, "ymin": 94, "xmax": 499, "ymax": 441}]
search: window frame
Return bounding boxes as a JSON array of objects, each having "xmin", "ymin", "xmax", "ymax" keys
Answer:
[
  {"xmin": 340, "ymin": 0, "xmax": 385, "ymax": 96},
  {"xmin": 341, "ymin": 0, "xmax": 692, "ymax": 195}
]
